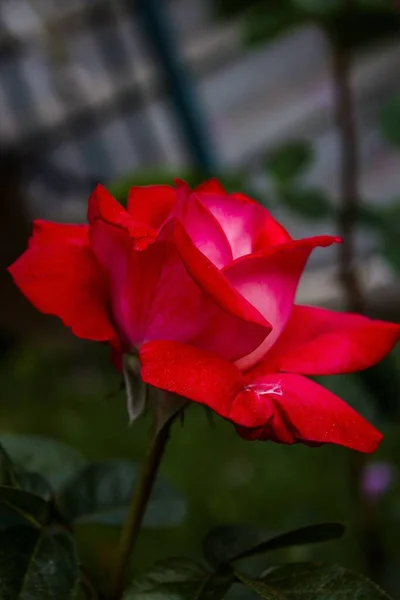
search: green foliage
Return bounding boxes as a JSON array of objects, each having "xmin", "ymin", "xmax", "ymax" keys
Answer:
[
  {"xmin": 0, "ymin": 440, "xmax": 80, "ymax": 599},
  {"xmin": 122, "ymin": 559, "xmax": 234, "ymax": 600},
  {"xmin": 57, "ymin": 459, "xmax": 187, "ymax": 527},
  {"xmin": 0, "ymin": 526, "xmax": 79, "ymax": 600},
  {"xmin": 0, "ymin": 486, "xmax": 49, "ymax": 530},
  {"xmin": 203, "ymin": 523, "xmax": 345, "ymax": 565},
  {"xmin": 0, "ymin": 433, "xmax": 86, "ymax": 491},
  {"xmin": 380, "ymin": 97, "xmax": 400, "ymax": 148},
  {"xmin": 0, "ymin": 442, "xmax": 19, "ymax": 488},
  {"xmin": 237, "ymin": 563, "xmax": 393, "ymax": 599},
  {"xmin": 279, "ymin": 188, "xmax": 332, "ymax": 220},
  {"xmin": 265, "ymin": 141, "xmax": 314, "ymax": 185}
]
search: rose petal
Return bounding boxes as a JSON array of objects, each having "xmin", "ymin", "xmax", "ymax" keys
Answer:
[
  {"xmin": 225, "ymin": 236, "xmax": 340, "ymax": 370},
  {"xmin": 263, "ymin": 305, "xmax": 400, "ymax": 375},
  {"xmin": 127, "ymin": 184, "xmax": 176, "ymax": 230},
  {"xmin": 195, "ymin": 178, "xmax": 227, "ymax": 195},
  {"xmin": 173, "ymin": 180, "xmax": 233, "ymax": 268},
  {"xmin": 8, "ymin": 221, "xmax": 115, "ymax": 341},
  {"xmin": 88, "ymin": 184, "xmax": 155, "ymax": 248},
  {"xmin": 198, "ymin": 191, "xmax": 292, "ymax": 259},
  {"xmin": 236, "ymin": 373, "xmax": 383, "ymax": 452},
  {"xmin": 139, "ymin": 340, "xmax": 273, "ymax": 427}
]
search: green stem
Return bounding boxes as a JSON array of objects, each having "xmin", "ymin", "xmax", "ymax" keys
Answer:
[{"xmin": 109, "ymin": 420, "xmax": 172, "ymax": 600}]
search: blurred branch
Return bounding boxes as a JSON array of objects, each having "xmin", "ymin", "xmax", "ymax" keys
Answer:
[
  {"xmin": 330, "ymin": 40, "xmax": 364, "ymax": 314},
  {"xmin": 328, "ymin": 20, "xmax": 387, "ymax": 585}
]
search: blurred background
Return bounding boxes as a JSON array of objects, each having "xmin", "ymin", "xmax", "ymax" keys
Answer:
[{"xmin": 0, "ymin": 0, "xmax": 399, "ymax": 597}]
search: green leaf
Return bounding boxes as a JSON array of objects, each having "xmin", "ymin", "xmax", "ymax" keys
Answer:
[
  {"xmin": 380, "ymin": 97, "xmax": 400, "ymax": 147},
  {"xmin": 0, "ymin": 525, "xmax": 79, "ymax": 600},
  {"xmin": 122, "ymin": 559, "xmax": 234, "ymax": 600},
  {"xmin": 16, "ymin": 471, "xmax": 53, "ymax": 501},
  {"xmin": 235, "ymin": 572, "xmax": 282, "ymax": 600},
  {"xmin": 265, "ymin": 142, "xmax": 313, "ymax": 184},
  {"xmin": 279, "ymin": 188, "xmax": 332, "ymax": 220},
  {"xmin": 237, "ymin": 563, "xmax": 393, "ymax": 599},
  {"xmin": 57, "ymin": 460, "xmax": 187, "ymax": 527},
  {"xmin": 0, "ymin": 486, "xmax": 49, "ymax": 530},
  {"xmin": 231, "ymin": 523, "xmax": 345, "ymax": 561},
  {"xmin": 203, "ymin": 524, "xmax": 271, "ymax": 567},
  {"xmin": 0, "ymin": 434, "xmax": 86, "ymax": 491},
  {"xmin": 242, "ymin": 2, "xmax": 306, "ymax": 47},
  {"xmin": 0, "ymin": 442, "xmax": 19, "ymax": 488}
]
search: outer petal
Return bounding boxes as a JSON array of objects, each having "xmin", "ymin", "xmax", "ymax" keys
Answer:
[
  {"xmin": 198, "ymin": 190, "xmax": 292, "ymax": 259},
  {"xmin": 225, "ymin": 236, "xmax": 340, "ymax": 370},
  {"xmin": 173, "ymin": 180, "xmax": 233, "ymax": 268},
  {"xmin": 88, "ymin": 184, "xmax": 156, "ymax": 249},
  {"xmin": 127, "ymin": 184, "xmax": 176, "ymax": 230},
  {"xmin": 262, "ymin": 305, "xmax": 400, "ymax": 376},
  {"xmin": 8, "ymin": 221, "xmax": 115, "ymax": 341},
  {"xmin": 236, "ymin": 374, "xmax": 383, "ymax": 452},
  {"xmin": 195, "ymin": 178, "xmax": 227, "ymax": 195},
  {"xmin": 139, "ymin": 340, "xmax": 273, "ymax": 427}
]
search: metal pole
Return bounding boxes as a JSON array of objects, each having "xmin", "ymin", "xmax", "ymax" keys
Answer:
[{"xmin": 134, "ymin": 0, "xmax": 218, "ymax": 175}]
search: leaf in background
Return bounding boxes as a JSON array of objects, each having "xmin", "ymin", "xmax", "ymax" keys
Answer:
[
  {"xmin": 57, "ymin": 460, "xmax": 187, "ymax": 528},
  {"xmin": 0, "ymin": 434, "xmax": 86, "ymax": 491},
  {"xmin": 16, "ymin": 471, "xmax": 53, "ymax": 501},
  {"xmin": 242, "ymin": 2, "xmax": 306, "ymax": 47},
  {"xmin": 0, "ymin": 486, "xmax": 49, "ymax": 530},
  {"xmin": 231, "ymin": 523, "xmax": 345, "ymax": 561},
  {"xmin": 237, "ymin": 563, "xmax": 393, "ymax": 599},
  {"xmin": 0, "ymin": 442, "xmax": 19, "ymax": 488},
  {"xmin": 279, "ymin": 187, "xmax": 332, "ymax": 220},
  {"xmin": 265, "ymin": 141, "xmax": 313, "ymax": 184},
  {"xmin": 122, "ymin": 559, "xmax": 234, "ymax": 600},
  {"xmin": 203, "ymin": 524, "xmax": 272, "ymax": 567},
  {"xmin": 380, "ymin": 96, "xmax": 400, "ymax": 148},
  {"xmin": 0, "ymin": 525, "xmax": 79, "ymax": 600}
]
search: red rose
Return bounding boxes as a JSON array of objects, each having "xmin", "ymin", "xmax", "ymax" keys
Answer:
[{"xmin": 9, "ymin": 179, "xmax": 399, "ymax": 452}]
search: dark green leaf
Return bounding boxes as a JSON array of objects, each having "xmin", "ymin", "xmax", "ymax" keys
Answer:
[
  {"xmin": 57, "ymin": 460, "xmax": 186, "ymax": 527},
  {"xmin": 122, "ymin": 559, "xmax": 234, "ymax": 600},
  {"xmin": 203, "ymin": 524, "xmax": 272, "ymax": 567},
  {"xmin": 242, "ymin": 2, "xmax": 306, "ymax": 47},
  {"xmin": 279, "ymin": 188, "xmax": 332, "ymax": 219},
  {"xmin": 265, "ymin": 142, "xmax": 313, "ymax": 184},
  {"xmin": 232, "ymin": 523, "xmax": 345, "ymax": 561},
  {"xmin": 380, "ymin": 97, "xmax": 400, "ymax": 147},
  {"xmin": 235, "ymin": 572, "xmax": 282, "ymax": 600},
  {"xmin": 0, "ymin": 442, "xmax": 19, "ymax": 488},
  {"xmin": 17, "ymin": 471, "xmax": 53, "ymax": 501},
  {"xmin": 238, "ymin": 563, "xmax": 393, "ymax": 599},
  {"xmin": 0, "ymin": 486, "xmax": 49, "ymax": 530},
  {"xmin": 0, "ymin": 525, "xmax": 79, "ymax": 600},
  {"xmin": 0, "ymin": 434, "xmax": 86, "ymax": 491}
]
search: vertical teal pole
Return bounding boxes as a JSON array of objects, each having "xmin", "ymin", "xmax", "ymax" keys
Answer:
[{"xmin": 135, "ymin": 0, "xmax": 218, "ymax": 176}]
